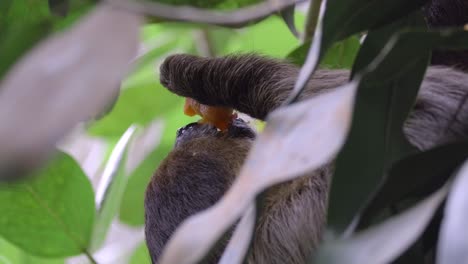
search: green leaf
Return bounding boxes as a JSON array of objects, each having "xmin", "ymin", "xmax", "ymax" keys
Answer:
[
  {"xmin": 48, "ymin": 0, "xmax": 69, "ymax": 17},
  {"xmin": 220, "ymin": 15, "xmax": 304, "ymax": 57},
  {"xmin": 358, "ymin": 142, "xmax": 468, "ymax": 229},
  {"xmin": 287, "ymin": 36, "xmax": 360, "ymax": 68},
  {"xmin": 91, "ymin": 126, "xmax": 136, "ymax": 250},
  {"xmin": 0, "ymin": 20, "xmax": 53, "ymax": 79},
  {"xmin": 327, "ymin": 13, "xmax": 428, "ymax": 234},
  {"xmin": 320, "ymin": 36, "xmax": 360, "ymax": 69},
  {"xmin": 437, "ymin": 157, "xmax": 468, "ymax": 264},
  {"xmin": 287, "ymin": 0, "xmax": 428, "ymax": 103},
  {"xmin": 119, "ymin": 106, "xmax": 194, "ymax": 226},
  {"xmin": 314, "ymin": 182, "xmax": 449, "ymax": 264},
  {"xmin": 88, "ymin": 83, "xmax": 182, "ymax": 138},
  {"xmin": 0, "ymin": 152, "xmax": 95, "ymax": 257},
  {"xmin": 0, "ymin": 237, "xmax": 65, "ymax": 264},
  {"xmin": 320, "ymin": 0, "xmax": 427, "ymax": 51},
  {"xmin": 130, "ymin": 242, "xmax": 152, "ymax": 264},
  {"xmin": 328, "ymin": 21, "xmax": 468, "ymax": 233}
]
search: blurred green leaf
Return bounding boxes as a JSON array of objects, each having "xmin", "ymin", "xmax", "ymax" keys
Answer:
[
  {"xmin": 287, "ymin": 36, "xmax": 360, "ymax": 68},
  {"xmin": 321, "ymin": 36, "xmax": 360, "ymax": 69},
  {"xmin": 91, "ymin": 127, "xmax": 136, "ymax": 250},
  {"xmin": 315, "ymin": 182, "xmax": 449, "ymax": 264},
  {"xmin": 119, "ymin": 106, "xmax": 194, "ymax": 226},
  {"xmin": 130, "ymin": 242, "xmax": 152, "ymax": 264},
  {"xmin": 0, "ymin": 0, "xmax": 96, "ymax": 80},
  {"xmin": 0, "ymin": 0, "xmax": 13, "ymax": 29},
  {"xmin": 327, "ymin": 13, "xmax": 428, "ymax": 233},
  {"xmin": 319, "ymin": 0, "xmax": 427, "ymax": 62},
  {"xmin": 0, "ymin": 20, "xmax": 53, "ymax": 79},
  {"xmin": 0, "ymin": 152, "xmax": 95, "ymax": 257},
  {"xmin": 48, "ymin": 0, "xmax": 69, "ymax": 17},
  {"xmin": 437, "ymin": 157, "xmax": 468, "ymax": 264},
  {"xmin": 221, "ymin": 15, "xmax": 304, "ymax": 57},
  {"xmin": 358, "ymin": 142, "xmax": 468, "ymax": 229},
  {"xmin": 0, "ymin": 237, "xmax": 64, "ymax": 264},
  {"xmin": 88, "ymin": 83, "xmax": 182, "ymax": 138}
]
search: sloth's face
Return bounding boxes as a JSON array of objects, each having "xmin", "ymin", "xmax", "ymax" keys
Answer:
[{"xmin": 174, "ymin": 118, "xmax": 255, "ymax": 148}]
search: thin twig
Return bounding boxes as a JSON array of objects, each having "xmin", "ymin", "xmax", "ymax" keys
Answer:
[
  {"xmin": 107, "ymin": 0, "xmax": 305, "ymax": 28},
  {"xmin": 303, "ymin": 0, "xmax": 323, "ymax": 42}
]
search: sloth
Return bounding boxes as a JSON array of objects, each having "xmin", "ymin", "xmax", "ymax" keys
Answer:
[
  {"xmin": 145, "ymin": 3, "xmax": 468, "ymax": 264},
  {"xmin": 145, "ymin": 55, "xmax": 468, "ymax": 264}
]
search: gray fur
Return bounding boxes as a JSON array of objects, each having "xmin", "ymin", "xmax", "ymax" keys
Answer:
[{"xmin": 146, "ymin": 54, "xmax": 468, "ymax": 264}]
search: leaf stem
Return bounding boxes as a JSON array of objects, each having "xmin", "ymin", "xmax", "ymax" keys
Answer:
[{"xmin": 84, "ymin": 251, "xmax": 98, "ymax": 264}]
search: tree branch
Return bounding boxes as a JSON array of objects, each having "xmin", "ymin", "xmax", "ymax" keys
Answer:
[{"xmin": 107, "ymin": 0, "xmax": 306, "ymax": 28}]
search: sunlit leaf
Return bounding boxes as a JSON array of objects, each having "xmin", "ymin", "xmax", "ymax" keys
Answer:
[{"xmin": 0, "ymin": 152, "xmax": 95, "ymax": 257}]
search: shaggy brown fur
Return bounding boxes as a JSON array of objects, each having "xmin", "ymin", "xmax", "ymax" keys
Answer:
[
  {"xmin": 145, "ymin": 3, "xmax": 468, "ymax": 263},
  {"xmin": 146, "ymin": 54, "xmax": 468, "ymax": 264}
]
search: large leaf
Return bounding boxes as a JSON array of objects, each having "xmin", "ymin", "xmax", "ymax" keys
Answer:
[
  {"xmin": 287, "ymin": 36, "xmax": 360, "ymax": 68},
  {"xmin": 0, "ymin": 152, "xmax": 95, "ymax": 257},
  {"xmin": 159, "ymin": 81, "xmax": 358, "ymax": 264},
  {"xmin": 314, "ymin": 181, "xmax": 450, "ymax": 264},
  {"xmin": 286, "ymin": 0, "xmax": 428, "ymax": 103},
  {"xmin": 0, "ymin": 4, "xmax": 141, "ymax": 180},
  {"xmin": 327, "ymin": 13, "xmax": 428, "ymax": 234},
  {"xmin": 326, "ymin": 16, "xmax": 468, "ymax": 234},
  {"xmin": 358, "ymin": 142, "xmax": 468, "ymax": 229},
  {"xmin": 437, "ymin": 158, "xmax": 468, "ymax": 264}
]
